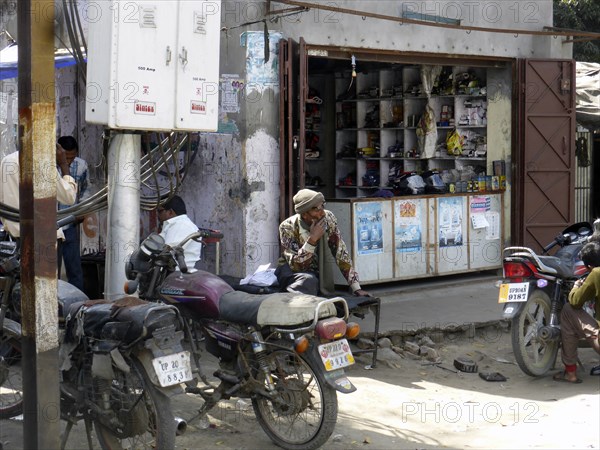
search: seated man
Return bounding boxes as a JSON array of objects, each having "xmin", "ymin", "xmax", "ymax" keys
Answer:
[
  {"xmin": 554, "ymin": 241, "xmax": 600, "ymax": 383},
  {"xmin": 276, "ymin": 188, "xmax": 370, "ymax": 297},
  {"xmin": 157, "ymin": 195, "xmax": 202, "ymax": 271}
]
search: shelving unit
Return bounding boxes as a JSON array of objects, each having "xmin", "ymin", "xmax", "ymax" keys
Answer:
[{"xmin": 332, "ymin": 64, "xmax": 489, "ymax": 199}]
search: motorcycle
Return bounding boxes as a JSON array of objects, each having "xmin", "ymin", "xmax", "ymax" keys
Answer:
[
  {"xmin": 0, "ymin": 219, "xmax": 189, "ymax": 449},
  {"xmin": 498, "ymin": 221, "xmax": 593, "ymax": 376},
  {"xmin": 124, "ymin": 230, "xmax": 360, "ymax": 450}
]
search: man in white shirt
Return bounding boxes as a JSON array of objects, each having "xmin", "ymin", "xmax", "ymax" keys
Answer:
[
  {"xmin": 0, "ymin": 144, "xmax": 77, "ymax": 239},
  {"xmin": 157, "ymin": 195, "xmax": 202, "ymax": 271}
]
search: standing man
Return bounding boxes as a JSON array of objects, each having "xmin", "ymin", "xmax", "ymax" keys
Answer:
[
  {"xmin": 0, "ymin": 143, "xmax": 77, "ymax": 239},
  {"xmin": 554, "ymin": 241, "xmax": 600, "ymax": 383},
  {"xmin": 276, "ymin": 188, "xmax": 370, "ymax": 297},
  {"xmin": 157, "ymin": 195, "xmax": 202, "ymax": 271},
  {"xmin": 57, "ymin": 136, "xmax": 90, "ymax": 291}
]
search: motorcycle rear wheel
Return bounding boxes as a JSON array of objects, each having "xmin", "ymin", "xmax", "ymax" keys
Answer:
[
  {"xmin": 94, "ymin": 357, "xmax": 176, "ymax": 450},
  {"xmin": 0, "ymin": 322, "xmax": 23, "ymax": 419},
  {"xmin": 511, "ymin": 289, "xmax": 559, "ymax": 377},
  {"xmin": 252, "ymin": 349, "xmax": 337, "ymax": 450}
]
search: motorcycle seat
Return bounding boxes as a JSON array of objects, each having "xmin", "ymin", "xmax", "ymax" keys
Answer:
[
  {"xmin": 537, "ymin": 256, "xmax": 576, "ymax": 279},
  {"xmin": 219, "ymin": 291, "xmax": 337, "ymax": 327},
  {"xmin": 65, "ymin": 297, "xmax": 180, "ymax": 345}
]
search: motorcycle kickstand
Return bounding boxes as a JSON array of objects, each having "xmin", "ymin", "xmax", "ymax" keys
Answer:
[
  {"xmin": 186, "ymin": 396, "xmax": 219, "ymax": 425},
  {"xmin": 60, "ymin": 417, "xmax": 94, "ymax": 450},
  {"xmin": 60, "ymin": 422, "xmax": 72, "ymax": 450},
  {"xmin": 83, "ymin": 417, "xmax": 95, "ymax": 450}
]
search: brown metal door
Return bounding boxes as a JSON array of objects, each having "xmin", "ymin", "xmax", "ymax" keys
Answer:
[
  {"xmin": 278, "ymin": 38, "xmax": 308, "ymax": 222},
  {"xmin": 516, "ymin": 59, "xmax": 576, "ymax": 251}
]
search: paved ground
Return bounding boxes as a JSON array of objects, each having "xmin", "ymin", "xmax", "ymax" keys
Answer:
[
  {"xmin": 3, "ymin": 269, "xmax": 599, "ymax": 449},
  {"xmin": 353, "ymin": 269, "xmax": 503, "ymax": 336}
]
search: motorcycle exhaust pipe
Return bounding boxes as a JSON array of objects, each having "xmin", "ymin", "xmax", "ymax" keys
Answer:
[
  {"xmin": 174, "ymin": 417, "xmax": 187, "ymax": 435},
  {"xmin": 538, "ymin": 325, "xmax": 561, "ymax": 341}
]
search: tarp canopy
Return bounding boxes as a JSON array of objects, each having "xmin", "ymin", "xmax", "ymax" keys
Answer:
[
  {"xmin": 576, "ymin": 62, "xmax": 600, "ymax": 131},
  {"xmin": 0, "ymin": 44, "xmax": 79, "ymax": 80}
]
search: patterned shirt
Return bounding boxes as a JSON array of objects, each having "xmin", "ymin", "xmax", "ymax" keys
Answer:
[{"xmin": 278, "ymin": 210, "xmax": 361, "ymax": 292}]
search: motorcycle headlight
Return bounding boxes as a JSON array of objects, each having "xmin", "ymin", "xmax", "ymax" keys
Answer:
[{"xmin": 124, "ymin": 233, "xmax": 166, "ymax": 280}]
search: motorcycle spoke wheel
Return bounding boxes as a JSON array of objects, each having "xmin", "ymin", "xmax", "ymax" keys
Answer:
[
  {"xmin": 0, "ymin": 327, "xmax": 23, "ymax": 419},
  {"xmin": 252, "ymin": 349, "xmax": 337, "ymax": 450},
  {"xmin": 94, "ymin": 358, "xmax": 175, "ymax": 450},
  {"xmin": 511, "ymin": 289, "xmax": 558, "ymax": 377}
]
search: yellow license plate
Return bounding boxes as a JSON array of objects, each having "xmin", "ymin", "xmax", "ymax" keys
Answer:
[{"xmin": 498, "ymin": 282, "xmax": 529, "ymax": 303}]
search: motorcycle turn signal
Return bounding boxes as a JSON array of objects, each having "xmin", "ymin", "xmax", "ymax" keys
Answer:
[
  {"xmin": 345, "ymin": 322, "xmax": 360, "ymax": 339},
  {"xmin": 294, "ymin": 335, "xmax": 310, "ymax": 353}
]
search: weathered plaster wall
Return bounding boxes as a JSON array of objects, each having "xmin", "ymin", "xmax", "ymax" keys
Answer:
[{"xmin": 486, "ymin": 67, "xmax": 513, "ymax": 244}]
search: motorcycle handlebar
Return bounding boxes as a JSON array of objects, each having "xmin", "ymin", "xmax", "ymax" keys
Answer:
[
  {"xmin": 178, "ymin": 229, "xmax": 223, "ymax": 248},
  {"xmin": 175, "ymin": 249, "xmax": 188, "ymax": 274},
  {"xmin": 542, "ymin": 239, "xmax": 558, "ymax": 254}
]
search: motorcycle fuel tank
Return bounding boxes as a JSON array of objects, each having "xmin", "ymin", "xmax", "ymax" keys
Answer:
[{"xmin": 159, "ymin": 270, "xmax": 233, "ymax": 319}]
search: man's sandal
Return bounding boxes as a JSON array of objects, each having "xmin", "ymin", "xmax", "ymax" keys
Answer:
[{"xmin": 553, "ymin": 371, "xmax": 583, "ymax": 384}]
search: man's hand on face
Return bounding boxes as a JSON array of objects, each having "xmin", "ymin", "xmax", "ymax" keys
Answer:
[
  {"xmin": 56, "ymin": 144, "xmax": 70, "ymax": 176},
  {"xmin": 308, "ymin": 217, "xmax": 326, "ymax": 245}
]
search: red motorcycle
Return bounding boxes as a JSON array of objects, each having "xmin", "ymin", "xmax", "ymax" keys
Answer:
[
  {"xmin": 125, "ymin": 230, "xmax": 360, "ymax": 450},
  {"xmin": 499, "ymin": 222, "xmax": 593, "ymax": 376}
]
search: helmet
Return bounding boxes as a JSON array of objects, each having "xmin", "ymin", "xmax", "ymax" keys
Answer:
[
  {"xmin": 423, "ymin": 170, "xmax": 448, "ymax": 194},
  {"xmin": 394, "ymin": 172, "xmax": 425, "ymax": 195}
]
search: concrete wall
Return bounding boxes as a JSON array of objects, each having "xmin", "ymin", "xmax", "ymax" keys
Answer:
[{"xmin": 267, "ymin": 0, "xmax": 568, "ymax": 59}]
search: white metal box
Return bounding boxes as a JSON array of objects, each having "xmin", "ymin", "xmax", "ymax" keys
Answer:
[{"xmin": 85, "ymin": 0, "xmax": 221, "ymax": 131}]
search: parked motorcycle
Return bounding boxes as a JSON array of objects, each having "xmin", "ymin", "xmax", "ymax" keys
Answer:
[
  {"xmin": 124, "ymin": 230, "xmax": 360, "ymax": 450},
  {"xmin": 498, "ymin": 222, "xmax": 593, "ymax": 376},
  {"xmin": 0, "ymin": 220, "xmax": 189, "ymax": 449}
]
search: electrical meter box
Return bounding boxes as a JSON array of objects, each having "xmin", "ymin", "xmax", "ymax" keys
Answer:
[{"xmin": 85, "ymin": 0, "xmax": 221, "ymax": 131}]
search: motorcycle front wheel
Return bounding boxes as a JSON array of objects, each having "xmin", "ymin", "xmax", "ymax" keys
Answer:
[
  {"xmin": 94, "ymin": 357, "xmax": 176, "ymax": 450},
  {"xmin": 0, "ymin": 321, "xmax": 23, "ymax": 419},
  {"xmin": 511, "ymin": 289, "xmax": 559, "ymax": 376},
  {"xmin": 252, "ymin": 349, "xmax": 338, "ymax": 450}
]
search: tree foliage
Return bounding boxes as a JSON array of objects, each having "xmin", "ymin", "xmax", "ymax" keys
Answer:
[{"xmin": 553, "ymin": 0, "xmax": 600, "ymax": 63}]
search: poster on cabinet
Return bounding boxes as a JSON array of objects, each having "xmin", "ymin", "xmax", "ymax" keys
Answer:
[
  {"xmin": 354, "ymin": 202, "xmax": 384, "ymax": 255},
  {"xmin": 438, "ymin": 197, "xmax": 464, "ymax": 247},
  {"xmin": 393, "ymin": 198, "xmax": 428, "ymax": 279},
  {"xmin": 394, "ymin": 199, "xmax": 423, "ymax": 253}
]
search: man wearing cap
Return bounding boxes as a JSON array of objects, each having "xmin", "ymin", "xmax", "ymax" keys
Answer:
[
  {"xmin": 276, "ymin": 188, "xmax": 370, "ymax": 297},
  {"xmin": 156, "ymin": 195, "xmax": 202, "ymax": 272}
]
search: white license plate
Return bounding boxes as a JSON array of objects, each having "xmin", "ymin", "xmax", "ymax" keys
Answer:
[
  {"xmin": 151, "ymin": 351, "xmax": 193, "ymax": 387},
  {"xmin": 498, "ymin": 282, "xmax": 530, "ymax": 303},
  {"xmin": 318, "ymin": 339, "xmax": 355, "ymax": 371}
]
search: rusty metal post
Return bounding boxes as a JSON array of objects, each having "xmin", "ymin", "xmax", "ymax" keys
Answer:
[{"xmin": 17, "ymin": 0, "xmax": 61, "ymax": 447}]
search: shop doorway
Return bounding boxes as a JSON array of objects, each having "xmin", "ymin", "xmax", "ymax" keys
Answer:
[{"xmin": 515, "ymin": 59, "xmax": 577, "ymax": 251}]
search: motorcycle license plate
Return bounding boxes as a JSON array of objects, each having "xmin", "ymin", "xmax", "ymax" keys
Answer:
[
  {"xmin": 498, "ymin": 282, "xmax": 529, "ymax": 303},
  {"xmin": 318, "ymin": 339, "xmax": 355, "ymax": 371},
  {"xmin": 151, "ymin": 351, "xmax": 193, "ymax": 387}
]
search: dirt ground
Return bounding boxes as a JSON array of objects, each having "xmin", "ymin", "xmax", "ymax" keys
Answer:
[{"xmin": 1, "ymin": 329, "xmax": 599, "ymax": 450}]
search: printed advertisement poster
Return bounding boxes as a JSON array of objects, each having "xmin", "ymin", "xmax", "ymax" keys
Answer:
[
  {"xmin": 394, "ymin": 199, "xmax": 423, "ymax": 253},
  {"xmin": 438, "ymin": 197, "xmax": 464, "ymax": 247},
  {"xmin": 355, "ymin": 202, "xmax": 384, "ymax": 255}
]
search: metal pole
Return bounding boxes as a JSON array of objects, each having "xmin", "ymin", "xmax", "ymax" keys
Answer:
[
  {"xmin": 17, "ymin": 0, "xmax": 61, "ymax": 447},
  {"xmin": 104, "ymin": 133, "xmax": 141, "ymax": 300}
]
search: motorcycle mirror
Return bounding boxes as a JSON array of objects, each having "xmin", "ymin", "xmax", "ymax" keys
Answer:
[
  {"xmin": 124, "ymin": 279, "xmax": 139, "ymax": 295},
  {"xmin": 578, "ymin": 227, "xmax": 591, "ymax": 237}
]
